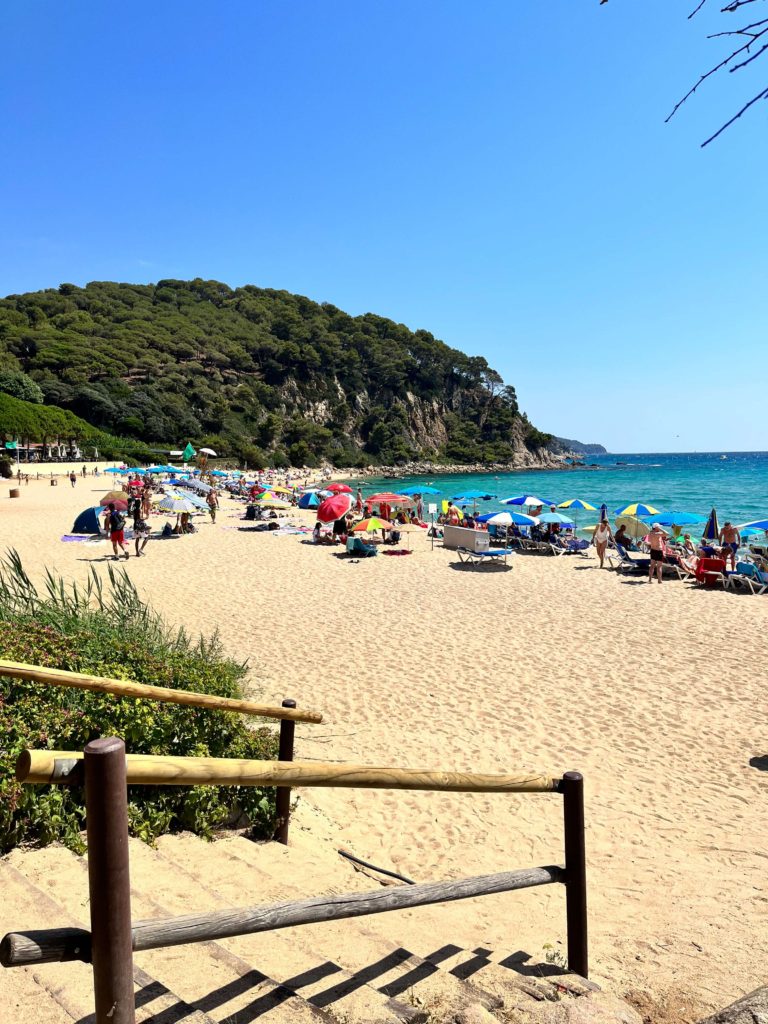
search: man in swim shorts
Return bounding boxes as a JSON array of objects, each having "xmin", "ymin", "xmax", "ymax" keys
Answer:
[
  {"xmin": 718, "ymin": 521, "xmax": 741, "ymax": 570},
  {"xmin": 647, "ymin": 523, "xmax": 668, "ymax": 584}
]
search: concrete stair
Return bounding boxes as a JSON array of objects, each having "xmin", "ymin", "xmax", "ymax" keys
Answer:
[{"xmin": 1, "ymin": 833, "xmax": 597, "ymax": 1023}]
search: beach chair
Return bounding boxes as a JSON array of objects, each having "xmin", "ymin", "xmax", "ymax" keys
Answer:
[
  {"xmin": 457, "ymin": 547, "xmax": 513, "ymax": 569},
  {"xmin": 346, "ymin": 536, "xmax": 377, "ymax": 558},
  {"xmin": 694, "ymin": 556, "xmax": 728, "ymax": 588},
  {"xmin": 725, "ymin": 561, "xmax": 768, "ymax": 594},
  {"xmin": 606, "ymin": 545, "xmax": 650, "ymax": 574}
]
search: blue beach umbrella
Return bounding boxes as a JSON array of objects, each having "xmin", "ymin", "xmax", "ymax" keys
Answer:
[
  {"xmin": 648, "ymin": 511, "xmax": 707, "ymax": 527},
  {"xmin": 500, "ymin": 494, "xmax": 555, "ymax": 507},
  {"xmin": 104, "ymin": 466, "xmax": 126, "ymax": 474},
  {"xmin": 476, "ymin": 510, "xmax": 539, "ymax": 527},
  {"xmin": 701, "ymin": 508, "xmax": 720, "ymax": 541},
  {"xmin": 599, "ymin": 504, "xmax": 608, "ymax": 522},
  {"xmin": 399, "ymin": 485, "xmax": 440, "ymax": 495},
  {"xmin": 738, "ymin": 519, "xmax": 768, "ymax": 531},
  {"xmin": 451, "ymin": 490, "xmax": 496, "ymax": 500},
  {"xmin": 538, "ymin": 512, "xmax": 575, "ymax": 525}
]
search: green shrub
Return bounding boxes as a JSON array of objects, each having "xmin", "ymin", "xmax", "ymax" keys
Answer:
[{"xmin": 0, "ymin": 551, "xmax": 278, "ymax": 853}]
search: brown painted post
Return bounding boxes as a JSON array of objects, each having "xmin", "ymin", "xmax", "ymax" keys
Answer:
[
  {"xmin": 561, "ymin": 771, "xmax": 588, "ymax": 979},
  {"xmin": 84, "ymin": 737, "xmax": 135, "ymax": 1024},
  {"xmin": 274, "ymin": 699, "xmax": 296, "ymax": 844}
]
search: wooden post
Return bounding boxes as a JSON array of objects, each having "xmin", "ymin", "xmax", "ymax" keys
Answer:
[
  {"xmin": 275, "ymin": 699, "xmax": 296, "ymax": 844},
  {"xmin": 84, "ymin": 738, "xmax": 135, "ymax": 1024},
  {"xmin": 561, "ymin": 771, "xmax": 588, "ymax": 979}
]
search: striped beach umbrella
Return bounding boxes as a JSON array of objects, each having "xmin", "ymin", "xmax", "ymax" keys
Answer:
[
  {"xmin": 558, "ymin": 499, "xmax": 597, "ymax": 511},
  {"xmin": 613, "ymin": 502, "xmax": 659, "ymax": 517},
  {"xmin": 701, "ymin": 508, "xmax": 720, "ymax": 541}
]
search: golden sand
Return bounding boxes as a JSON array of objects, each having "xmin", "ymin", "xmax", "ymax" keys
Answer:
[{"xmin": 2, "ymin": 475, "xmax": 767, "ymax": 1015}]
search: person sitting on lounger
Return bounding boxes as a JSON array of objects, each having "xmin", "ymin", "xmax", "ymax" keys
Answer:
[{"xmin": 614, "ymin": 524, "xmax": 633, "ymax": 551}]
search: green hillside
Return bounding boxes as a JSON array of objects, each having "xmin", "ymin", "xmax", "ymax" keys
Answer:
[{"xmin": 0, "ymin": 279, "xmax": 551, "ymax": 467}]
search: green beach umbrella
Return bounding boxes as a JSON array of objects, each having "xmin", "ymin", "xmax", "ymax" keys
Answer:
[{"xmin": 182, "ymin": 442, "xmax": 196, "ymax": 462}]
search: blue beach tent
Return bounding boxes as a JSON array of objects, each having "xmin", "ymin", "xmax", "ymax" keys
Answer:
[
  {"xmin": 298, "ymin": 492, "xmax": 320, "ymax": 510},
  {"xmin": 72, "ymin": 506, "xmax": 103, "ymax": 534}
]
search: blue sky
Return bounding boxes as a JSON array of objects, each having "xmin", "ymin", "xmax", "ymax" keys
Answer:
[{"xmin": 2, "ymin": 1, "xmax": 766, "ymax": 452}]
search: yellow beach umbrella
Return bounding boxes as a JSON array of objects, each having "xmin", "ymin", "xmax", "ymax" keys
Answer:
[
  {"xmin": 614, "ymin": 515, "xmax": 650, "ymax": 539},
  {"xmin": 257, "ymin": 498, "xmax": 292, "ymax": 509},
  {"xmin": 353, "ymin": 517, "xmax": 391, "ymax": 532}
]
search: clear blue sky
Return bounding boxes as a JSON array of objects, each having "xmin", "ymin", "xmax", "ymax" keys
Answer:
[{"xmin": 2, "ymin": 1, "xmax": 766, "ymax": 452}]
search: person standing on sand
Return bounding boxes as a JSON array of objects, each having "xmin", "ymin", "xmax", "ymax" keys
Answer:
[
  {"xmin": 647, "ymin": 523, "xmax": 668, "ymax": 584},
  {"xmin": 133, "ymin": 501, "xmax": 150, "ymax": 557},
  {"xmin": 69, "ymin": 471, "xmax": 77, "ymax": 487},
  {"xmin": 718, "ymin": 521, "xmax": 740, "ymax": 570},
  {"xmin": 355, "ymin": 488, "xmax": 363, "ymax": 513},
  {"xmin": 593, "ymin": 519, "xmax": 612, "ymax": 567},
  {"xmin": 105, "ymin": 502, "xmax": 129, "ymax": 560}
]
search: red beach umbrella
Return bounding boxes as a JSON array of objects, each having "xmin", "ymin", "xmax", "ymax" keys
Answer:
[
  {"xmin": 316, "ymin": 493, "xmax": 354, "ymax": 523},
  {"xmin": 325, "ymin": 482, "xmax": 353, "ymax": 494}
]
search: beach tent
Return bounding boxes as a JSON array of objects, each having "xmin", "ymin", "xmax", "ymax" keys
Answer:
[{"xmin": 72, "ymin": 506, "xmax": 103, "ymax": 535}]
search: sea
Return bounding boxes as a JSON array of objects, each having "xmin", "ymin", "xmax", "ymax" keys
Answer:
[{"xmin": 364, "ymin": 451, "xmax": 768, "ymax": 527}]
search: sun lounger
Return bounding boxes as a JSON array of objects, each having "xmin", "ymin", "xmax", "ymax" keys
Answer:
[
  {"xmin": 725, "ymin": 561, "xmax": 768, "ymax": 594},
  {"xmin": 457, "ymin": 547, "xmax": 513, "ymax": 569},
  {"xmin": 346, "ymin": 536, "xmax": 377, "ymax": 558},
  {"xmin": 606, "ymin": 545, "xmax": 650, "ymax": 573},
  {"xmin": 695, "ymin": 556, "xmax": 728, "ymax": 588}
]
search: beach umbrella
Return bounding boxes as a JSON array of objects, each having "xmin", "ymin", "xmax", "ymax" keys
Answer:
[
  {"xmin": 737, "ymin": 519, "xmax": 768, "ymax": 531},
  {"xmin": 558, "ymin": 499, "xmax": 597, "ymax": 511},
  {"xmin": 613, "ymin": 502, "xmax": 659, "ymax": 517},
  {"xmin": 740, "ymin": 526, "xmax": 768, "ymax": 537},
  {"xmin": 366, "ymin": 492, "xmax": 413, "ymax": 504},
  {"xmin": 648, "ymin": 511, "xmax": 707, "ymax": 527},
  {"xmin": 476, "ymin": 510, "xmax": 539, "ymax": 527},
  {"xmin": 182, "ymin": 493, "xmax": 211, "ymax": 510},
  {"xmin": 100, "ymin": 490, "xmax": 129, "ymax": 503},
  {"xmin": 538, "ymin": 511, "xmax": 575, "ymax": 525},
  {"xmin": 599, "ymin": 503, "xmax": 608, "ymax": 522},
  {"xmin": 701, "ymin": 507, "xmax": 720, "ymax": 541},
  {"xmin": 317, "ymin": 493, "xmax": 354, "ymax": 523},
  {"xmin": 615, "ymin": 515, "xmax": 651, "ymax": 539},
  {"xmin": 210, "ymin": 470, "xmax": 228, "ymax": 477},
  {"xmin": 99, "ymin": 498, "xmax": 128, "ymax": 511},
  {"xmin": 325, "ymin": 482, "xmax": 353, "ymax": 494},
  {"xmin": 353, "ymin": 517, "xmax": 392, "ymax": 532},
  {"xmin": 257, "ymin": 499, "xmax": 292, "ymax": 509},
  {"xmin": 267, "ymin": 485, "xmax": 293, "ymax": 494},
  {"xmin": 500, "ymin": 494, "xmax": 555, "ymax": 507},
  {"xmin": 399, "ymin": 485, "xmax": 440, "ymax": 495},
  {"xmin": 450, "ymin": 490, "xmax": 496, "ymax": 501},
  {"xmin": 104, "ymin": 466, "xmax": 125, "ymax": 474},
  {"xmin": 157, "ymin": 494, "xmax": 197, "ymax": 513},
  {"xmin": 186, "ymin": 479, "xmax": 212, "ymax": 493},
  {"xmin": 198, "ymin": 447, "xmax": 217, "ymax": 456}
]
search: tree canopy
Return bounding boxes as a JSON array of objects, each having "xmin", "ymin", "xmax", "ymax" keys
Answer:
[{"xmin": 0, "ymin": 279, "xmax": 551, "ymax": 466}]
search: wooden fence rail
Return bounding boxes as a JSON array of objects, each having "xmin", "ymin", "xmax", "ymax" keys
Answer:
[
  {"xmin": 2, "ymin": 865, "xmax": 565, "ymax": 966},
  {"xmin": 17, "ymin": 749, "xmax": 557, "ymax": 793},
  {"xmin": 2, "ymin": 739, "xmax": 589, "ymax": 1024},
  {"xmin": 0, "ymin": 660, "xmax": 323, "ymax": 724}
]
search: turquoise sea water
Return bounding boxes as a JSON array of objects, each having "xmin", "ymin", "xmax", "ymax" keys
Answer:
[{"xmin": 363, "ymin": 452, "xmax": 768, "ymax": 526}]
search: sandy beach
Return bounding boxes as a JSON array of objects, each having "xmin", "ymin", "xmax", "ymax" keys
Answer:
[{"xmin": 2, "ymin": 476, "xmax": 767, "ymax": 1019}]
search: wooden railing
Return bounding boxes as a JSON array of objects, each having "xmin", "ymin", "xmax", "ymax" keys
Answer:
[
  {"xmin": 0, "ymin": 661, "xmax": 323, "ymax": 844},
  {"xmin": 0, "ymin": 739, "xmax": 588, "ymax": 1024}
]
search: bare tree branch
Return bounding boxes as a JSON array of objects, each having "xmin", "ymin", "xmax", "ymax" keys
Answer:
[
  {"xmin": 701, "ymin": 85, "xmax": 768, "ymax": 143},
  {"xmin": 660, "ymin": 0, "xmax": 768, "ymax": 142}
]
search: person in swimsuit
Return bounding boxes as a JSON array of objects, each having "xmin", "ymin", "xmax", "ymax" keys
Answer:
[
  {"xmin": 718, "ymin": 521, "xmax": 740, "ymax": 570},
  {"xmin": 647, "ymin": 523, "xmax": 669, "ymax": 583},
  {"xmin": 593, "ymin": 519, "xmax": 612, "ymax": 567}
]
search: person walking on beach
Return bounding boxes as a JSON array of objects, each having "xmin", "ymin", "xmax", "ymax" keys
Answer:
[
  {"xmin": 593, "ymin": 518, "xmax": 612, "ymax": 567},
  {"xmin": 133, "ymin": 502, "xmax": 150, "ymax": 557},
  {"xmin": 69, "ymin": 470, "xmax": 77, "ymax": 487},
  {"xmin": 719, "ymin": 521, "xmax": 741, "ymax": 570},
  {"xmin": 207, "ymin": 488, "xmax": 219, "ymax": 523},
  {"xmin": 647, "ymin": 523, "xmax": 668, "ymax": 583},
  {"xmin": 105, "ymin": 502, "xmax": 129, "ymax": 560}
]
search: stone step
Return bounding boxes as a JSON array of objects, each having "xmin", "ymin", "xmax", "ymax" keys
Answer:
[
  {"xmin": 0, "ymin": 857, "xmax": 214, "ymax": 1024},
  {"xmin": 5, "ymin": 845, "xmax": 340, "ymax": 1024}
]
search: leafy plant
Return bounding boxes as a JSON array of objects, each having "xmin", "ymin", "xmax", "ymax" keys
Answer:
[{"xmin": 0, "ymin": 550, "xmax": 278, "ymax": 853}]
